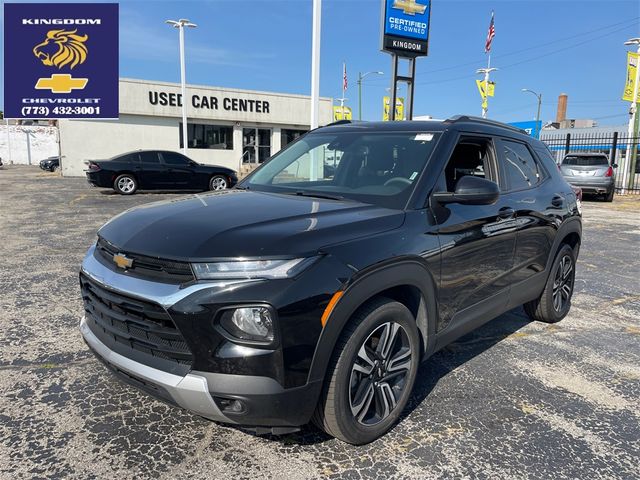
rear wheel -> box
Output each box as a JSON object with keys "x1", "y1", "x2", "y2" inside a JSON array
[
  {"x1": 113, "y1": 174, "x2": 138, "y2": 195},
  {"x1": 209, "y1": 175, "x2": 228, "y2": 191},
  {"x1": 524, "y1": 244, "x2": 576, "y2": 323},
  {"x1": 604, "y1": 188, "x2": 614, "y2": 202},
  {"x1": 313, "y1": 298, "x2": 420, "y2": 445}
]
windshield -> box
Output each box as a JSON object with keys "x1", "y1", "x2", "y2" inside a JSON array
[
  {"x1": 243, "y1": 131, "x2": 440, "y2": 209},
  {"x1": 563, "y1": 155, "x2": 608, "y2": 166}
]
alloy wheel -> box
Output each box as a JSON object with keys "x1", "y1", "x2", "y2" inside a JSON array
[
  {"x1": 117, "y1": 177, "x2": 135, "y2": 193},
  {"x1": 210, "y1": 176, "x2": 228, "y2": 190},
  {"x1": 349, "y1": 322, "x2": 412, "y2": 426},
  {"x1": 552, "y1": 255, "x2": 573, "y2": 312}
]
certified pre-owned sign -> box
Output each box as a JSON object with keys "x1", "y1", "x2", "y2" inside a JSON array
[
  {"x1": 381, "y1": 0, "x2": 431, "y2": 57},
  {"x1": 3, "y1": 3, "x2": 119, "y2": 119}
]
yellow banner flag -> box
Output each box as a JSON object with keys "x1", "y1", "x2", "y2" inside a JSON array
[
  {"x1": 476, "y1": 79, "x2": 495, "y2": 99},
  {"x1": 623, "y1": 51, "x2": 640, "y2": 103},
  {"x1": 333, "y1": 105, "x2": 352, "y2": 121},
  {"x1": 382, "y1": 96, "x2": 404, "y2": 121}
]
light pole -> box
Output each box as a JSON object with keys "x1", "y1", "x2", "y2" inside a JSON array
[
  {"x1": 622, "y1": 37, "x2": 640, "y2": 194},
  {"x1": 476, "y1": 67, "x2": 497, "y2": 118},
  {"x1": 521, "y1": 88, "x2": 542, "y2": 138},
  {"x1": 357, "y1": 71, "x2": 383, "y2": 120},
  {"x1": 166, "y1": 18, "x2": 197, "y2": 155}
]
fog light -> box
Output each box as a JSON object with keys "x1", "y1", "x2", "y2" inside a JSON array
[
  {"x1": 221, "y1": 307, "x2": 274, "y2": 341},
  {"x1": 215, "y1": 397, "x2": 246, "y2": 414}
]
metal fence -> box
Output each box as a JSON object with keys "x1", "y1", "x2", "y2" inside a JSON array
[{"x1": 541, "y1": 132, "x2": 640, "y2": 194}]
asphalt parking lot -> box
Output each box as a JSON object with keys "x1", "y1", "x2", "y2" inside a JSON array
[{"x1": 1, "y1": 165, "x2": 639, "y2": 480}]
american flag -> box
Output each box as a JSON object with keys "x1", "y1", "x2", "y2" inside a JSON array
[
  {"x1": 485, "y1": 12, "x2": 495, "y2": 53},
  {"x1": 342, "y1": 63, "x2": 348, "y2": 92}
]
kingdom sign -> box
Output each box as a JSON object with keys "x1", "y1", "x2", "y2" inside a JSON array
[{"x1": 4, "y1": 3, "x2": 118, "y2": 119}]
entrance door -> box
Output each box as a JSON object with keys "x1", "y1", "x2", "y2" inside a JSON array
[{"x1": 243, "y1": 128, "x2": 271, "y2": 164}]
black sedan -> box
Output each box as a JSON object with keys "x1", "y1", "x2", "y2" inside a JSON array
[
  {"x1": 39, "y1": 156, "x2": 60, "y2": 172},
  {"x1": 85, "y1": 150, "x2": 237, "y2": 195}
]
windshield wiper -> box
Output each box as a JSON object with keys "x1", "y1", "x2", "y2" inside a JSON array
[{"x1": 289, "y1": 190, "x2": 345, "y2": 201}]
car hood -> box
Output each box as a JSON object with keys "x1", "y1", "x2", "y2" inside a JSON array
[{"x1": 98, "y1": 190, "x2": 405, "y2": 260}]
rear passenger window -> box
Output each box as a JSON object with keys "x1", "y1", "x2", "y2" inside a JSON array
[
  {"x1": 140, "y1": 151, "x2": 160, "y2": 164},
  {"x1": 501, "y1": 140, "x2": 542, "y2": 191}
]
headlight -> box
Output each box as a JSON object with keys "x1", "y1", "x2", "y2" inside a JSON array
[
  {"x1": 220, "y1": 307, "x2": 274, "y2": 341},
  {"x1": 192, "y1": 257, "x2": 316, "y2": 280}
]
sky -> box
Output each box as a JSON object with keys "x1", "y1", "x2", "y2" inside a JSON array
[{"x1": 1, "y1": 0, "x2": 639, "y2": 125}]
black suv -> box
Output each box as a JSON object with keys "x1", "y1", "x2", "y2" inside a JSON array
[{"x1": 79, "y1": 117, "x2": 581, "y2": 444}]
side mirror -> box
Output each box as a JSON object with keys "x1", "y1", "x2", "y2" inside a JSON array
[
  {"x1": 432, "y1": 176, "x2": 500, "y2": 205},
  {"x1": 611, "y1": 163, "x2": 618, "y2": 168}
]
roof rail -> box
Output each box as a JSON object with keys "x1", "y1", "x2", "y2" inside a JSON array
[
  {"x1": 444, "y1": 115, "x2": 527, "y2": 134},
  {"x1": 326, "y1": 119, "x2": 353, "y2": 126}
]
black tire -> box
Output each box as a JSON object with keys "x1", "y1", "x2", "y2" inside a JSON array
[
  {"x1": 604, "y1": 188, "x2": 614, "y2": 202},
  {"x1": 209, "y1": 175, "x2": 228, "y2": 191},
  {"x1": 524, "y1": 244, "x2": 576, "y2": 323},
  {"x1": 113, "y1": 174, "x2": 138, "y2": 195},
  {"x1": 312, "y1": 297, "x2": 420, "y2": 445}
]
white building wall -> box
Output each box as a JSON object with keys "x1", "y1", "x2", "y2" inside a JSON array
[
  {"x1": 0, "y1": 125, "x2": 59, "y2": 165},
  {"x1": 58, "y1": 78, "x2": 333, "y2": 177}
]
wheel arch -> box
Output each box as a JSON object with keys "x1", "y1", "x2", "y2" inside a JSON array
[
  {"x1": 307, "y1": 258, "x2": 439, "y2": 385},
  {"x1": 546, "y1": 217, "x2": 582, "y2": 272}
]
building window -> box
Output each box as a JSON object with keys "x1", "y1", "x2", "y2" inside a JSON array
[
  {"x1": 179, "y1": 123, "x2": 233, "y2": 149},
  {"x1": 281, "y1": 129, "x2": 307, "y2": 148}
]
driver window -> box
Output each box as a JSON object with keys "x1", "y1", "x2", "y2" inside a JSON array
[{"x1": 442, "y1": 138, "x2": 497, "y2": 192}]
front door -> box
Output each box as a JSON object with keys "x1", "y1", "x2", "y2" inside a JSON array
[
  {"x1": 432, "y1": 135, "x2": 517, "y2": 331},
  {"x1": 243, "y1": 128, "x2": 271, "y2": 164}
]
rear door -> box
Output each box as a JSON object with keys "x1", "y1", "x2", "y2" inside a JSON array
[
  {"x1": 138, "y1": 151, "x2": 166, "y2": 189},
  {"x1": 160, "y1": 151, "x2": 196, "y2": 187},
  {"x1": 495, "y1": 137, "x2": 557, "y2": 292}
]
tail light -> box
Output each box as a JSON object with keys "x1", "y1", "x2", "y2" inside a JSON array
[
  {"x1": 571, "y1": 185, "x2": 583, "y2": 202},
  {"x1": 86, "y1": 161, "x2": 101, "y2": 172},
  {"x1": 604, "y1": 166, "x2": 613, "y2": 177}
]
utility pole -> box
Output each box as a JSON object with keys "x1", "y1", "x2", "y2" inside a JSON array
[
  {"x1": 166, "y1": 19, "x2": 197, "y2": 155},
  {"x1": 622, "y1": 38, "x2": 640, "y2": 193},
  {"x1": 310, "y1": 0, "x2": 321, "y2": 130},
  {"x1": 522, "y1": 88, "x2": 543, "y2": 138},
  {"x1": 357, "y1": 71, "x2": 383, "y2": 120}
]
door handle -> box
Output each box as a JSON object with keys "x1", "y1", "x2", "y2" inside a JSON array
[
  {"x1": 498, "y1": 207, "x2": 515, "y2": 219},
  {"x1": 551, "y1": 195, "x2": 564, "y2": 207}
]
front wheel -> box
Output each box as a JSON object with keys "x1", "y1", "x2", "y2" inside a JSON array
[
  {"x1": 524, "y1": 244, "x2": 576, "y2": 323},
  {"x1": 313, "y1": 298, "x2": 420, "y2": 445},
  {"x1": 209, "y1": 175, "x2": 228, "y2": 191},
  {"x1": 113, "y1": 174, "x2": 138, "y2": 195}
]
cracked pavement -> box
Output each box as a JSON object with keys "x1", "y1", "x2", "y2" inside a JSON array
[{"x1": 1, "y1": 166, "x2": 639, "y2": 479}]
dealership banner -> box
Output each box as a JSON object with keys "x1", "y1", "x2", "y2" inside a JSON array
[
  {"x1": 381, "y1": 0, "x2": 431, "y2": 57},
  {"x1": 333, "y1": 106, "x2": 352, "y2": 121},
  {"x1": 3, "y1": 3, "x2": 119, "y2": 119},
  {"x1": 382, "y1": 96, "x2": 404, "y2": 121},
  {"x1": 622, "y1": 52, "x2": 640, "y2": 103}
]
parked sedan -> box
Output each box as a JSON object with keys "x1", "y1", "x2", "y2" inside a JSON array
[
  {"x1": 85, "y1": 150, "x2": 238, "y2": 195},
  {"x1": 560, "y1": 153, "x2": 616, "y2": 202},
  {"x1": 39, "y1": 156, "x2": 60, "y2": 172}
]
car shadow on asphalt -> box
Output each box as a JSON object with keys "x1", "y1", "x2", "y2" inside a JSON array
[{"x1": 254, "y1": 307, "x2": 533, "y2": 447}]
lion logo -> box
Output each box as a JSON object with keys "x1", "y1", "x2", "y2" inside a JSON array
[{"x1": 33, "y1": 29, "x2": 88, "y2": 70}]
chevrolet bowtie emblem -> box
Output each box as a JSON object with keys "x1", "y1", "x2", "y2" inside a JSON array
[
  {"x1": 392, "y1": 0, "x2": 427, "y2": 15},
  {"x1": 113, "y1": 253, "x2": 133, "y2": 269},
  {"x1": 35, "y1": 74, "x2": 88, "y2": 93}
]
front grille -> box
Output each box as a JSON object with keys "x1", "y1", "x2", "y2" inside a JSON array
[
  {"x1": 95, "y1": 237, "x2": 194, "y2": 283},
  {"x1": 81, "y1": 274, "x2": 193, "y2": 369}
]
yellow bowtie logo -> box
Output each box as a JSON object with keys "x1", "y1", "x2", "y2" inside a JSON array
[
  {"x1": 392, "y1": 0, "x2": 427, "y2": 15},
  {"x1": 35, "y1": 74, "x2": 88, "y2": 93}
]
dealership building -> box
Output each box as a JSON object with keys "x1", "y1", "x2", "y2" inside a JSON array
[{"x1": 59, "y1": 78, "x2": 333, "y2": 177}]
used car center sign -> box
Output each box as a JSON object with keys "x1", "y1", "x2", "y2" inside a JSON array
[
  {"x1": 148, "y1": 91, "x2": 271, "y2": 114},
  {"x1": 3, "y1": 3, "x2": 119, "y2": 119},
  {"x1": 381, "y1": 0, "x2": 431, "y2": 57}
]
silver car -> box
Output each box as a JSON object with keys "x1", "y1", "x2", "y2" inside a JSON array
[{"x1": 560, "y1": 153, "x2": 616, "y2": 202}]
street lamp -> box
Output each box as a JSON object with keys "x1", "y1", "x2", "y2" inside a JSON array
[
  {"x1": 476, "y1": 67, "x2": 497, "y2": 118},
  {"x1": 357, "y1": 71, "x2": 384, "y2": 120},
  {"x1": 166, "y1": 19, "x2": 197, "y2": 155},
  {"x1": 621, "y1": 37, "x2": 640, "y2": 193},
  {"x1": 521, "y1": 88, "x2": 542, "y2": 138}
]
